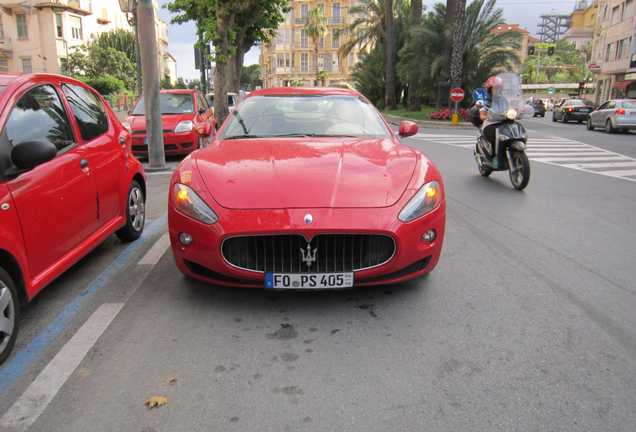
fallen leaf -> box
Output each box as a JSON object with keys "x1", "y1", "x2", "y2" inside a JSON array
[
  {"x1": 144, "y1": 396, "x2": 167, "y2": 410},
  {"x1": 164, "y1": 378, "x2": 178, "y2": 385}
]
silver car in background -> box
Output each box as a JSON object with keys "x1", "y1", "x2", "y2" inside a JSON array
[{"x1": 587, "y1": 99, "x2": 636, "y2": 133}]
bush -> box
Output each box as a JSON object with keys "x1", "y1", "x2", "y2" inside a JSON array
[
  {"x1": 427, "y1": 107, "x2": 470, "y2": 122},
  {"x1": 375, "y1": 97, "x2": 385, "y2": 111},
  {"x1": 75, "y1": 75, "x2": 125, "y2": 95}
]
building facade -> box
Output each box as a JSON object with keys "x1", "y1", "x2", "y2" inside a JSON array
[
  {"x1": 563, "y1": 0, "x2": 596, "y2": 49},
  {"x1": 592, "y1": 0, "x2": 636, "y2": 102},
  {"x1": 259, "y1": 1, "x2": 365, "y2": 88},
  {"x1": 0, "y1": 0, "x2": 176, "y2": 85}
]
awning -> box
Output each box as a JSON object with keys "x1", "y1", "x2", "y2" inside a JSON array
[{"x1": 613, "y1": 80, "x2": 636, "y2": 90}]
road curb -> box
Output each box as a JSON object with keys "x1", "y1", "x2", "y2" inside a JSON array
[{"x1": 382, "y1": 113, "x2": 475, "y2": 130}]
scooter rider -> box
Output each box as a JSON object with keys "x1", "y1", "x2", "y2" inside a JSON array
[{"x1": 479, "y1": 76, "x2": 509, "y2": 166}]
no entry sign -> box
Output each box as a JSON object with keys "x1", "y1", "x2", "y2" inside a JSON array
[{"x1": 450, "y1": 88, "x2": 464, "y2": 102}]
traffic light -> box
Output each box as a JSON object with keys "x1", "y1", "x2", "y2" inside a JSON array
[
  {"x1": 527, "y1": 46, "x2": 535, "y2": 55},
  {"x1": 548, "y1": 46, "x2": 555, "y2": 56},
  {"x1": 579, "y1": 82, "x2": 585, "y2": 89}
]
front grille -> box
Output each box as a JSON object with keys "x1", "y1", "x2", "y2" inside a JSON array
[
  {"x1": 222, "y1": 234, "x2": 395, "y2": 273},
  {"x1": 132, "y1": 129, "x2": 174, "y2": 134},
  {"x1": 165, "y1": 144, "x2": 178, "y2": 150},
  {"x1": 132, "y1": 145, "x2": 147, "y2": 152}
]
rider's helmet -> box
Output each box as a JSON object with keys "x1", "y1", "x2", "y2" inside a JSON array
[{"x1": 485, "y1": 76, "x2": 504, "y2": 94}]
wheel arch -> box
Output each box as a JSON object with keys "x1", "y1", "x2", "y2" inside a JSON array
[
  {"x1": 0, "y1": 249, "x2": 28, "y2": 307},
  {"x1": 132, "y1": 173, "x2": 146, "y2": 200}
]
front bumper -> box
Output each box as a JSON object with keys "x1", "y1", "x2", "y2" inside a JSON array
[
  {"x1": 131, "y1": 132, "x2": 199, "y2": 155},
  {"x1": 168, "y1": 203, "x2": 446, "y2": 288}
]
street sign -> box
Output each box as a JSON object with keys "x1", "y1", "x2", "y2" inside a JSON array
[
  {"x1": 472, "y1": 88, "x2": 487, "y2": 101},
  {"x1": 450, "y1": 88, "x2": 464, "y2": 102},
  {"x1": 587, "y1": 63, "x2": 601, "y2": 72},
  {"x1": 549, "y1": 86, "x2": 554, "y2": 94}
]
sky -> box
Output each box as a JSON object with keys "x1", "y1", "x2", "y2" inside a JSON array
[{"x1": 156, "y1": 0, "x2": 582, "y2": 81}]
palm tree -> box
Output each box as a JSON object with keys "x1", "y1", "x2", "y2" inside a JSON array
[
  {"x1": 406, "y1": 0, "x2": 423, "y2": 111},
  {"x1": 449, "y1": 0, "x2": 467, "y2": 93},
  {"x1": 385, "y1": 0, "x2": 397, "y2": 110},
  {"x1": 305, "y1": 7, "x2": 328, "y2": 83},
  {"x1": 337, "y1": 0, "x2": 387, "y2": 57}
]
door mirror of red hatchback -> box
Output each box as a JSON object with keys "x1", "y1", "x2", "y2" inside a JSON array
[
  {"x1": 9, "y1": 139, "x2": 57, "y2": 173},
  {"x1": 194, "y1": 122, "x2": 213, "y2": 138},
  {"x1": 398, "y1": 121, "x2": 418, "y2": 138}
]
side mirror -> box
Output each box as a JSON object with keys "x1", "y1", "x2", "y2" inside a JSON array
[
  {"x1": 193, "y1": 122, "x2": 213, "y2": 138},
  {"x1": 7, "y1": 139, "x2": 57, "y2": 176},
  {"x1": 398, "y1": 121, "x2": 418, "y2": 138}
]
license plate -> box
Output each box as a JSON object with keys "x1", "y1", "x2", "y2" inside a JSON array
[
  {"x1": 581, "y1": 109, "x2": 590, "y2": 112},
  {"x1": 143, "y1": 138, "x2": 147, "y2": 144},
  {"x1": 265, "y1": 272, "x2": 354, "y2": 289}
]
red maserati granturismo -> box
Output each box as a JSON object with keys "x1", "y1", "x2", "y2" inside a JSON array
[{"x1": 168, "y1": 87, "x2": 445, "y2": 289}]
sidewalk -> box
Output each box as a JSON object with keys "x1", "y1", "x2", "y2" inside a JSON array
[{"x1": 382, "y1": 113, "x2": 474, "y2": 130}]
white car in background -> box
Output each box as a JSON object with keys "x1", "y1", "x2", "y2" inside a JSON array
[
  {"x1": 587, "y1": 99, "x2": 636, "y2": 133},
  {"x1": 205, "y1": 92, "x2": 239, "y2": 113}
]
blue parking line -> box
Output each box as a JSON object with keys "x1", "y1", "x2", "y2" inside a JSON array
[{"x1": 0, "y1": 213, "x2": 167, "y2": 397}]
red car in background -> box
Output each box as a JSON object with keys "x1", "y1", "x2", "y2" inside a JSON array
[
  {"x1": 168, "y1": 87, "x2": 446, "y2": 289},
  {"x1": 0, "y1": 73, "x2": 146, "y2": 363},
  {"x1": 123, "y1": 89, "x2": 216, "y2": 156}
]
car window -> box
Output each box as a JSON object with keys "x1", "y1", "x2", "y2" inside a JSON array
[
  {"x1": 4, "y1": 84, "x2": 75, "y2": 153},
  {"x1": 570, "y1": 100, "x2": 594, "y2": 106},
  {"x1": 132, "y1": 93, "x2": 195, "y2": 115},
  {"x1": 229, "y1": 95, "x2": 237, "y2": 106},
  {"x1": 607, "y1": 101, "x2": 617, "y2": 109},
  {"x1": 219, "y1": 94, "x2": 392, "y2": 139},
  {"x1": 622, "y1": 101, "x2": 636, "y2": 108},
  {"x1": 62, "y1": 84, "x2": 109, "y2": 142},
  {"x1": 197, "y1": 92, "x2": 210, "y2": 111},
  {"x1": 597, "y1": 102, "x2": 609, "y2": 110},
  {"x1": 206, "y1": 94, "x2": 214, "y2": 107}
]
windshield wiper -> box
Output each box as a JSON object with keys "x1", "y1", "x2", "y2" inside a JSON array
[{"x1": 223, "y1": 134, "x2": 265, "y2": 140}]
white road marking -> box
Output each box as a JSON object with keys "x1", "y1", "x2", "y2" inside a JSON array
[
  {"x1": 138, "y1": 233, "x2": 171, "y2": 266},
  {"x1": 0, "y1": 303, "x2": 123, "y2": 431}
]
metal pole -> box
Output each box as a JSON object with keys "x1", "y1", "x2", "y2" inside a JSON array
[
  {"x1": 133, "y1": 0, "x2": 142, "y2": 97},
  {"x1": 137, "y1": 0, "x2": 166, "y2": 169}
]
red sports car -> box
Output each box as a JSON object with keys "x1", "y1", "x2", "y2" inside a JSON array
[
  {"x1": 0, "y1": 73, "x2": 146, "y2": 363},
  {"x1": 123, "y1": 89, "x2": 215, "y2": 156},
  {"x1": 168, "y1": 87, "x2": 445, "y2": 289}
]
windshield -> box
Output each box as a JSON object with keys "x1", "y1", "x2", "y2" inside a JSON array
[
  {"x1": 131, "y1": 93, "x2": 194, "y2": 115},
  {"x1": 485, "y1": 72, "x2": 531, "y2": 117},
  {"x1": 218, "y1": 95, "x2": 393, "y2": 139},
  {"x1": 570, "y1": 100, "x2": 594, "y2": 106}
]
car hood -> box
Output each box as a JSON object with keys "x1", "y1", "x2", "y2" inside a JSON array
[
  {"x1": 125, "y1": 114, "x2": 194, "y2": 132},
  {"x1": 194, "y1": 138, "x2": 418, "y2": 209}
]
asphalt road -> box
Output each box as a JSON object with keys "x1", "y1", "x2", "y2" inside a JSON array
[{"x1": 0, "y1": 114, "x2": 635, "y2": 431}]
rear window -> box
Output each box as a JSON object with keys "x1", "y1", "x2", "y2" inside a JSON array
[
  {"x1": 131, "y1": 93, "x2": 195, "y2": 115},
  {"x1": 570, "y1": 100, "x2": 594, "y2": 106},
  {"x1": 622, "y1": 101, "x2": 636, "y2": 108}
]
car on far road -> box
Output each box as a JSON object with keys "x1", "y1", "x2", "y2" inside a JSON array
[
  {"x1": 586, "y1": 99, "x2": 636, "y2": 133},
  {"x1": 206, "y1": 92, "x2": 239, "y2": 113},
  {"x1": 531, "y1": 99, "x2": 546, "y2": 117},
  {"x1": 0, "y1": 72, "x2": 146, "y2": 364},
  {"x1": 123, "y1": 89, "x2": 215, "y2": 157},
  {"x1": 168, "y1": 86, "x2": 446, "y2": 289},
  {"x1": 552, "y1": 98, "x2": 595, "y2": 123}
]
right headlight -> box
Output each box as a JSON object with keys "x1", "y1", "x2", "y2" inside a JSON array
[
  {"x1": 122, "y1": 122, "x2": 132, "y2": 133},
  {"x1": 172, "y1": 183, "x2": 218, "y2": 224},
  {"x1": 398, "y1": 181, "x2": 441, "y2": 222}
]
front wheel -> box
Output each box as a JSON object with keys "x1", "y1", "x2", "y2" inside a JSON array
[
  {"x1": 509, "y1": 150, "x2": 530, "y2": 190},
  {"x1": 552, "y1": 114, "x2": 557, "y2": 122},
  {"x1": 116, "y1": 180, "x2": 145, "y2": 241},
  {"x1": 0, "y1": 267, "x2": 19, "y2": 364}
]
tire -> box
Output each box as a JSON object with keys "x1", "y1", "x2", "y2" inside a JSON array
[
  {"x1": 0, "y1": 267, "x2": 19, "y2": 365},
  {"x1": 477, "y1": 160, "x2": 492, "y2": 177},
  {"x1": 509, "y1": 150, "x2": 530, "y2": 191},
  {"x1": 578, "y1": 120, "x2": 583, "y2": 124},
  {"x1": 116, "y1": 180, "x2": 145, "y2": 242},
  {"x1": 541, "y1": 114, "x2": 545, "y2": 117},
  {"x1": 586, "y1": 117, "x2": 595, "y2": 130},
  {"x1": 552, "y1": 113, "x2": 557, "y2": 122},
  {"x1": 606, "y1": 118, "x2": 616, "y2": 134},
  {"x1": 561, "y1": 115, "x2": 567, "y2": 123}
]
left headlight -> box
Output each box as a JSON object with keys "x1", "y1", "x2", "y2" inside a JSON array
[
  {"x1": 122, "y1": 122, "x2": 132, "y2": 133},
  {"x1": 398, "y1": 181, "x2": 441, "y2": 222},
  {"x1": 172, "y1": 183, "x2": 218, "y2": 224},
  {"x1": 174, "y1": 120, "x2": 194, "y2": 133},
  {"x1": 506, "y1": 108, "x2": 519, "y2": 120}
]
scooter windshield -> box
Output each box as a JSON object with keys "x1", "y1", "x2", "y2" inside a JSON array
[{"x1": 488, "y1": 72, "x2": 533, "y2": 119}]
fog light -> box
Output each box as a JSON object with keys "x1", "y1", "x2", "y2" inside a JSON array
[
  {"x1": 423, "y1": 230, "x2": 436, "y2": 242},
  {"x1": 179, "y1": 233, "x2": 193, "y2": 245}
]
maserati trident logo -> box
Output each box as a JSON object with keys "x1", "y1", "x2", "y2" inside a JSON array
[{"x1": 300, "y1": 244, "x2": 317, "y2": 268}]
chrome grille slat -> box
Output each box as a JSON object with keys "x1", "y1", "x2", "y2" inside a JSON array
[{"x1": 222, "y1": 234, "x2": 396, "y2": 273}]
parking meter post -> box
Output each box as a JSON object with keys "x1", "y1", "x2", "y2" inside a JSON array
[{"x1": 137, "y1": 0, "x2": 166, "y2": 169}]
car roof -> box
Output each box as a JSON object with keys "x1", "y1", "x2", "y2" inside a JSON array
[
  {"x1": 248, "y1": 87, "x2": 359, "y2": 97},
  {"x1": 205, "y1": 92, "x2": 238, "y2": 96}
]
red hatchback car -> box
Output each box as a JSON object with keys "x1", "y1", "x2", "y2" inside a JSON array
[
  {"x1": 0, "y1": 73, "x2": 146, "y2": 363},
  {"x1": 168, "y1": 87, "x2": 446, "y2": 289},
  {"x1": 123, "y1": 89, "x2": 216, "y2": 156}
]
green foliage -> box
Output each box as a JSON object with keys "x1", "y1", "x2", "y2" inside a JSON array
[
  {"x1": 522, "y1": 39, "x2": 588, "y2": 84},
  {"x1": 67, "y1": 44, "x2": 137, "y2": 92},
  {"x1": 74, "y1": 75, "x2": 126, "y2": 95},
  {"x1": 160, "y1": 77, "x2": 174, "y2": 89},
  {"x1": 350, "y1": 49, "x2": 386, "y2": 105},
  {"x1": 175, "y1": 77, "x2": 188, "y2": 89},
  {"x1": 241, "y1": 64, "x2": 261, "y2": 90},
  {"x1": 187, "y1": 79, "x2": 201, "y2": 90},
  {"x1": 95, "y1": 29, "x2": 137, "y2": 65}
]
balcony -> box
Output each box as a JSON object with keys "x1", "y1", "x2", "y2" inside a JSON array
[
  {"x1": 329, "y1": 16, "x2": 344, "y2": 24},
  {"x1": 0, "y1": 37, "x2": 12, "y2": 58},
  {"x1": 295, "y1": 18, "x2": 307, "y2": 25}
]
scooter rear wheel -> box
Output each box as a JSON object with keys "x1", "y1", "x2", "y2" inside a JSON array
[{"x1": 509, "y1": 150, "x2": 530, "y2": 190}]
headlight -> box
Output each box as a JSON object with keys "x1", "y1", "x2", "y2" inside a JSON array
[
  {"x1": 174, "y1": 120, "x2": 194, "y2": 133},
  {"x1": 506, "y1": 108, "x2": 518, "y2": 120},
  {"x1": 122, "y1": 122, "x2": 132, "y2": 133},
  {"x1": 398, "y1": 181, "x2": 441, "y2": 222},
  {"x1": 172, "y1": 183, "x2": 218, "y2": 224}
]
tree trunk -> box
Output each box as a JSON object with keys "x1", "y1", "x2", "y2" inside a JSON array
[
  {"x1": 228, "y1": 32, "x2": 248, "y2": 93},
  {"x1": 406, "y1": 0, "x2": 422, "y2": 111},
  {"x1": 214, "y1": 3, "x2": 232, "y2": 127},
  {"x1": 449, "y1": 0, "x2": 466, "y2": 95},
  {"x1": 384, "y1": 0, "x2": 397, "y2": 110},
  {"x1": 436, "y1": 0, "x2": 456, "y2": 110}
]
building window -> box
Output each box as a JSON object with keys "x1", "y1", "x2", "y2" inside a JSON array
[
  {"x1": 0, "y1": 59, "x2": 8, "y2": 72},
  {"x1": 332, "y1": 3, "x2": 341, "y2": 23},
  {"x1": 624, "y1": 0, "x2": 634, "y2": 20},
  {"x1": 301, "y1": 53, "x2": 309, "y2": 72},
  {"x1": 22, "y1": 58, "x2": 32, "y2": 73},
  {"x1": 69, "y1": 16, "x2": 83, "y2": 40},
  {"x1": 60, "y1": 58, "x2": 68, "y2": 75},
  {"x1": 300, "y1": 4, "x2": 308, "y2": 19},
  {"x1": 301, "y1": 29, "x2": 308, "y2": 48},
  {"x1": 324, "y1": 52, "x2": 332, "y2": 72},
  {"x1": 286, "y1": 53, "x2": 290, "y2": 67},
  {"x1": 317, "y1": 3, "x2": 324, "y2": 12},
  {"x1": 332, "y1": 28, "x2": 340, "y2": 48},
  {"x1": 617, "y1": 38, "x2": 627, "y2": 58},
  {"x1": 55, "y1": 13, "x2": 63, "y2": 38},
  {"x1": 0, "y1": 15, "x2": 4, "y2": 38},
  {"x1": 276, "y1": 30, "x2": 284, "y2": 44},
  {"x1": 277, "y1": 53, "x2": 284, "y2": 68},
  {"x1": 611, "y1": 5, "x2": 620, "y2": 25},
  {"x1": 349, "y1": 52, "x2": 353, "y2": 69},
  {"x1": 606, "y1": 43, "x2": 612, "y2": 61},
  {"x1": 290, "y1": 29, "x2": 295, "y2": 47},
  {"x1": 16, "y1": 14, "x2": 28, "y2": 39}
]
